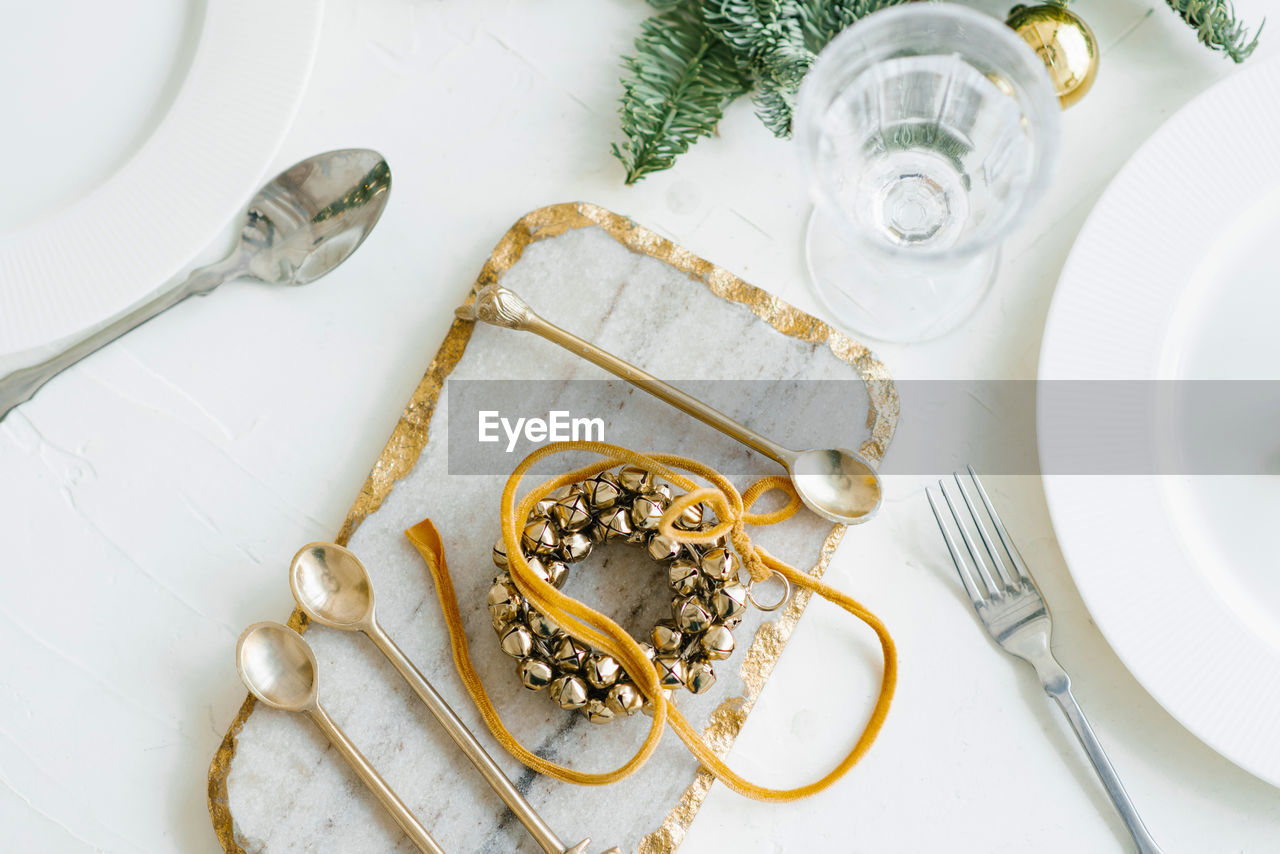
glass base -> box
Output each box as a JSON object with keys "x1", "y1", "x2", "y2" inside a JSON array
[{"x1": 804, "y1": 206, "x2": 999, "y2": 344}]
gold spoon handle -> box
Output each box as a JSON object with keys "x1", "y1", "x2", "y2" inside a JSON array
[
  {"x1": 306, "y1": 702, "x2": 446, "y2": 854},
  {"x1": 366, "y1": 620, "x2": 583, "y2": 854},
  {"x1": 456, "y1": 285, "x2": 794, "y2": 467}
]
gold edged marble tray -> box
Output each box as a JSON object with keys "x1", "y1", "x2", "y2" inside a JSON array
[{"x1": 207, "y1": 201, "x2": 899, "y2": 853}]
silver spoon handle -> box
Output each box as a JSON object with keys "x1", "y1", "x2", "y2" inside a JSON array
[
  {"x1": 456, "y1": 285, "x2": 792, "y2": 466},
  {"x1": 0, "y1": 254, "x2": 241, "y2": 421},
  {"x1": 366, "y1": 620, "x2": 582, "y2": 854},
  {"x1": 306, "y1": 702, "x2": 446, "y2": 854}
]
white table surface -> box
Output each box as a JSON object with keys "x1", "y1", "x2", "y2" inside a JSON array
[{"x1": 3, "y1": 1, "x2": 1278, "y2": 852}]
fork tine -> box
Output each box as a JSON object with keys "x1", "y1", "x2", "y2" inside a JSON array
[
  {"x1": 965, "y1": 465, "x2": 1034, "y2": 583},
  {"x1": 926, "y1": 486, "x2": 987, "y2": 607},
  {"x1": 953, "y1": 473, "x2": 1016, "y2": 589},
  {"x1": 937, "y1": 479, "x2": 1001, "y2": 596}
]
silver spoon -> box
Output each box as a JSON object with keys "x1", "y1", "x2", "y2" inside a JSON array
[
  {"x1": 456, "y1": 284, "x2": 884, "y2": 526},
  {"x1": 290, "y1": 542, "x2": 598, "y2": 854},
  {"x1": 236, "y1": 621, "x2": 445, "y2": 854},
  {"x1": 0, "y1": 148, "x2": 391, "y2": 421}
]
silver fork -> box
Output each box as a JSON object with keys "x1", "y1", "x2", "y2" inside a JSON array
[{"x1": 927, "y1": 468, "x2": 1164, "y2": 854}]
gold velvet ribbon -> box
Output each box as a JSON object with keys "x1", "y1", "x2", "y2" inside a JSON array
[{"x1": 405, "y1": 440, "x2": 895, "y2": 801}]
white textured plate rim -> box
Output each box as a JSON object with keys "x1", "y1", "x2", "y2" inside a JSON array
[
  {"x1": 1038, "y1": 55, "x2": 1280, "y2": 788},
  {"x1": 0, "y1": 0, "x2": 324, "y2": 356}
]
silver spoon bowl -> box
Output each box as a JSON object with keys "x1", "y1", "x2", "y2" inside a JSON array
[
  {"x1": 0, "y1": 148, "x2": 391, "y2": 420},
  {"x1": 236, "y1": 621, "x2": 445, "y2": 854},
  {"x1": 290, "y1": 542, "x2": 595, "y2": 854}
]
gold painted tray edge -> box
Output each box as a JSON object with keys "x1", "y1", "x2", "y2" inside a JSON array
[{"x1": 207, "y1": 200, "x2": 900, "y2": 853}]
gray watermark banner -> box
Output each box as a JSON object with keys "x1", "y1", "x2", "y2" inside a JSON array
[{"x1": 445, "y1": 379, "x2": 1280, "y2": 475}]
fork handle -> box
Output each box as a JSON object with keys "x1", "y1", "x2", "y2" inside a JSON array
[{"x1": 1040, "y1": 671, "x2": 1164, "y2": 854}]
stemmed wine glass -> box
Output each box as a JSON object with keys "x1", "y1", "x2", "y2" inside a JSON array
[{"x1": 795, "y1": 4, "x2": 1061, "y2": 343}]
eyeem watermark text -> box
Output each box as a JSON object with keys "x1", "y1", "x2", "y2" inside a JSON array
[{"x1": 478, "y1": 410, "x2": 605, "y2": 452}]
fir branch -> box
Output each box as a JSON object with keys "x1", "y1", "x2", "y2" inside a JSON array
[
  {"x1": 797, "y1": 0, "x2": 913, "y2": 50},
  {"x1": 701, "y1": 0, "x2": 815, "y2": 136},
  {"x1": 701, "y1": 0, "x2": 807, "y2": 64},
  {"x1": 612, "y1": 10, "x2": 752, "y2": 184},
  {"x1": 753, "y1": 77, "x2": 798, "y2": 136},
  {"x1": 1165, "y1": 0, "x2": 1263, "y2": 62}
]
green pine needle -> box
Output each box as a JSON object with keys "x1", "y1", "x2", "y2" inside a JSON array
[
  {"x1": 753, "y1": 78, "x2": 799, "y2": 136},
  {"x1": 612, "y1": 10, "x2": 752, "y2": 184},
  {"x1": 702, "y1": 0, "x2": 815, "y2": 136},
  {"x1": 1165, "y1": 0, "x2": 1263, "y2": 62},
  {"x1": 797, "y1": 0, "x2": 913, "y2": 49}
]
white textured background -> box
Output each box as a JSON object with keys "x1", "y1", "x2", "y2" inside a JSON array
[{"x1": 3, "y1": 1, "x2": 1279, "y2": 852}]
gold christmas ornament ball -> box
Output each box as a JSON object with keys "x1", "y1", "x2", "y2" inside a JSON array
[{"x1": 1006, "y1": 4, "x2": 1098, "y2": 108}]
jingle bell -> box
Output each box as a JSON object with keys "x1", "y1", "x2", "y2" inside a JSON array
[
  {"x1": 535, "y1": 485, "x2": 577, "y2": 520},
  {"x1": 583, "y1": 471, "x2": 622, "y2": 510},
  {"x1": 605, "y1": 681, "x2": 644, "y2": 717},
  {"x1": 535, "y1": 483, "x2": 576, "y2": 517},
  {"x1": 700, "y1": 624, "x2": 735, "y2": 660},
  {"x1": 674, "y1": 596, "x2": 713, "y2": 633},
  {"x1": 597, "y1": 505, "x2": 633, "y2": 540},
  {"x1": 631, "y1": 492, "x2": 669, "y2": 531},
  {"x1": 651, "y1": 622, "x2": 683, "y2": 654},
  {"x1": 553, "y1": 637, "x2": 589, "y2": 672},
  {"x1": 551, "y1": 493, "x2": 593, "y2": 532},
  {"x1": 668, "y1": 560, "x2": 701, "y2": 597},
  {"x1": 527, "y1": 610, "x2": 561, "y2": 642},
  {"x1": 523, "y1": 555, "x2": 552, "y2": 585},
  {"x1": 582, "y1": 698, "x2": 616, "y2": 724},
  {"x1": 522, "y1": 518, "x2": 560, "y2": 556},
  {"x1": 675, "y1": 501, "x2": 705, "y2": 530},
  {"x1": 648, "y1": 534, "x2": 683, "y2": 563},
  {"x1": 492, "y1": 537, "x2": 509, "y2": 568},
  {"x1": 549, "y1": 675, "x2": 589, "y2": 710},
  {"x1": 518, "y1": 658, "x2": 555, "y2": 690},
  {"x1": 500, "y1": 624, "x2": 534, "y2": 658},
  {"x1": 685, "y1": 659, "x2": 716, "y2": 695},
  {"x1": 700, "y1": 547, "x2": 738, "y2": 583},
  {"x1": 654, "y1": 655, "x2": 686, "y2": 688},
  {"x1": 584, "y1": 654, "x2": 621, "y2": 689},
  {"x1": 559, "y1": 532, "x2": 593, "y2": 564},
  {"x1": 617, "y1": 465, "x2": 656, "y2": 494},
  {"x1": 713, "y1": 582, "x2": 748, "y2": 621},
  {"x1": 487, "y1": 583, "x2": 522, "y2": 623},
  {"x1": 586, "y1": 519, "x2": 609, "y2": 544},
  {"x1": 547, "y1": 558, "x2": 571, "y2": 588}
]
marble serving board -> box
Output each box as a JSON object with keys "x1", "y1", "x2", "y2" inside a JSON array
[{"x1": 208, "y1": 203, "x2": 897, "y2": 854}]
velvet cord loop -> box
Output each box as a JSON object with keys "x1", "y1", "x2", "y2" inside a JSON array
[{"x1": 404, "y1": 440, "x2": 896, "y2": 802}]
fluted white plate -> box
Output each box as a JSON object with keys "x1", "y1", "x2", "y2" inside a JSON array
[
  {"x1": 0, "y1": 0, "x2": 323, "y2": 358},
  {"x1": 1039, "y1": 55, "x2": 1280, "y2": 787}
]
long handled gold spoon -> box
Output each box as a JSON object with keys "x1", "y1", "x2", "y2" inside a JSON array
[
  {"x1": 235, "y1": 622, "x2": 445, "y2": 854},
  {"x1": 289, "y1": 542, "x2": 598, "y2": 854},
  {"x1": 456, "y1": 284, "x2": 883, "y2": 525}
]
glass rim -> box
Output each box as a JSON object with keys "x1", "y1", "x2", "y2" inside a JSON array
[{"x1": 795, "y1": 3, "x2": 1063, "y2": 264}]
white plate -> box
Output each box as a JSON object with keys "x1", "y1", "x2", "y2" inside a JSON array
[
  {"x1": 0, "y1": 0, "x2": 323, "y2": 358},
  {"x1": 1039, "y1": 56, "x2": 1280, "y2": 786}
]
